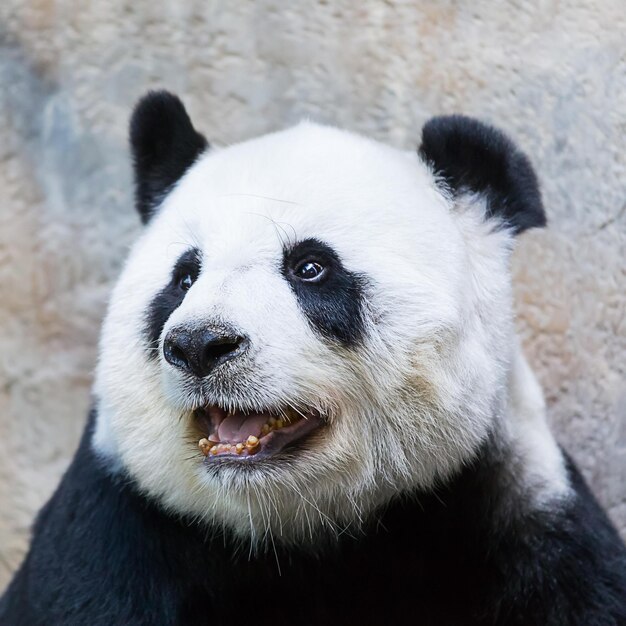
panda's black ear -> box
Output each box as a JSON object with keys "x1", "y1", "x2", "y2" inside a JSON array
[
  {"x1": 129, "y1": 90, "x2": 208, "y2": 224},
  {"x1": 418, "y1": 115, "x2": 545, "y2": 235}
]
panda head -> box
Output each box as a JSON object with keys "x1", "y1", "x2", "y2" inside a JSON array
[{"x1": 93, "y1": 91, "x2": 545, "y2": 543}]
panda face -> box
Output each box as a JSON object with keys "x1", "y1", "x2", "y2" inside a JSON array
[{"x1": 93, "y1": 93, "x2": 545, "y2": 543}]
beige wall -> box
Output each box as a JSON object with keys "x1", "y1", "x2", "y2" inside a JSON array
[{"x1": 1, "y1": 0, "x2": 624, "y2": 591}]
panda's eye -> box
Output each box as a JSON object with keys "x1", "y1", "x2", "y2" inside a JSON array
[
  {"x1": 294, "y1": 260, "x2": 325, "y2": 282},
  {"x1": 179, "y1": 274, "x2": 194, "y2": 291}
]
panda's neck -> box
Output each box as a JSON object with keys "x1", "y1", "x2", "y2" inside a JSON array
[{"x1": 496, "y1": 346, "x2": 571, "y2": 507}]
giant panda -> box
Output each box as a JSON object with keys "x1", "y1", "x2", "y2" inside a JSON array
[{"x1": 1, "y1": 91, "x2": 625, "y2": 626}]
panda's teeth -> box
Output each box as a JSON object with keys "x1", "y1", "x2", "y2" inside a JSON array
[{"x1": 199, "y1": 409, "x2": 309, "y2": 458}]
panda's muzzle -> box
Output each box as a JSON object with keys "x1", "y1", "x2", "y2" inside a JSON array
[{"x1": 195, "y1": 405, "x2": 324, "y2": 462}]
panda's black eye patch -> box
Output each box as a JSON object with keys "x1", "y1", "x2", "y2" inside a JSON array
[
  {"x1": 172, "y1": 249, "x2": 202, "y2": 288},
  {"x1": 144, "y1": 248, "x2": 202, "y2": 355},
  {"x1": 282, "y1": 238, "x2": 365, "y2": 347}
]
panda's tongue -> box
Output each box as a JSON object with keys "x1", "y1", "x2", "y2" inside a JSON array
[{"x1": 217, "y1": 412, "x2": 268, "y2": 443}]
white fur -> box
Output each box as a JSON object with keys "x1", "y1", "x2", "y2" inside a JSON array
[
  {"x1": 93, "y1": 121, "x2": 570, "y2": 544},
  {"x1": 505, "y1": 344, "x2": 571, "y2": 506}
]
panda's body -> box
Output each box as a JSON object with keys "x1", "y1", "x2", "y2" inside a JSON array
[
  {"x1": 2, "y1": 93, "x2": 625, "y2": 625},
  {"x1": 4, "y1": 412, "x2": 625, "y2": 626}
]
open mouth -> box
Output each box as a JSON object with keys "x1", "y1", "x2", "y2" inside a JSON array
[{"x1": 195, "y1": 405, "x2": 324, "y2": 462}]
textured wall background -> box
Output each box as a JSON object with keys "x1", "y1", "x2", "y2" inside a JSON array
[{"x1": 1, "y1": 0, "x2": 624, "y2": 591}]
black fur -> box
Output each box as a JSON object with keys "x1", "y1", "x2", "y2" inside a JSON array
[
  {"x1": 282, "y1": 238, "x2": 366, "y2": 347},
  {"x1": 419, "y1": 115, "x2": 546, "y2": 234},
  {"x1": 130, "y1": 91, "x2": 208, "y2": 223},
  {"x1": 144, "y1": 247, "x2": 202, "y2": 353},
  {"x1": 2, "y1": 413, "x2": 625, "y2": 625}
]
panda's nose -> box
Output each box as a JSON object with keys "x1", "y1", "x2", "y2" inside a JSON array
[{"x1": 163, "y1": 327, "x2": 248, "y2": 377}]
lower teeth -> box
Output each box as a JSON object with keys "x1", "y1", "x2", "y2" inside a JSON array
[
  {"x1": 198, "y1": 411, "x2": 300, "y2": 457},
  {"x1": 198, "y1": 439, "x2": 212, "y2": 456}
]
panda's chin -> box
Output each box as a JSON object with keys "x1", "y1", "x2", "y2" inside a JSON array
[{"x1": 194, "y1": 404, "x2": 324, "y2": 463}]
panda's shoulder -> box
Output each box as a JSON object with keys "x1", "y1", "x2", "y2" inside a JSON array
[{"x1": 0, "y1": 412, "x2": 191, "y2": 623}]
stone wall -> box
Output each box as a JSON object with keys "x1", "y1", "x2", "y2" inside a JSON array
[{"x1": 1, "y1": 0, "x2": 624, "y2": 591}]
